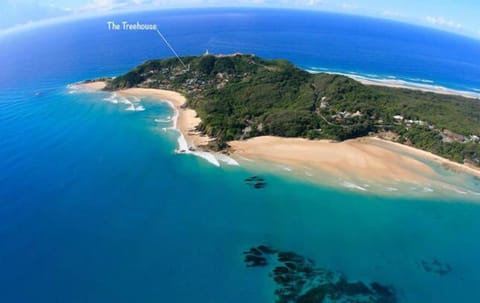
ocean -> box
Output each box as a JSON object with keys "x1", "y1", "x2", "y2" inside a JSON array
[{"x1": 1, "y1": 8, "x2": 480, "y2": 302}]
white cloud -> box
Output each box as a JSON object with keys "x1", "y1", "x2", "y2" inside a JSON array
[
  {"x1": 425, "y1": 16, "x2": 463, "y2": 30},
  {"x1": 3, "y1": 0, "x2": 479, "y2": 40},
  {"x1": 341, "y1": 3, "x2": 358, "y2": 10},
  {"x1": 73, "y1": 0, "x2": 129, "y2": 13},
  {"x1": 304, "y1": 0, "x2": 324, "y2": 5},
  {"x1": 0, "y1": 15, "x2": 72, "y2": 36},
  {"x1": 381, "y1": 10, "x2": 402, "y2": 18}
]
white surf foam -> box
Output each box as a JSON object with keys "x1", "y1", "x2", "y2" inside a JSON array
[
  {"x1": 237, "y1": 156, "x2": 254, "y2": 162},
  {"x1": 102, "y1": 93, "x2": 145, "y2": 111},
  {"x1": 451, "y1": 187, "x2": 468, "y2": 195},
  {"x1": 125, "y1": 104, "x2": 145, "y2": 111},
  {"x1": 175, "y1": 131, "x2": 221, "y2": 167},
  {"x1": 162, "y1": 103, "x2": 222, "y2": 167},
  {"x1": 176, "y1": 132, "x2": 189, "y2": 151},
  {"x1": 423, "y1": 187, "x2": 434, "y2": 193},
  {"x1": 407, "y1": 78, "x2": 434, "y2": 84},
  {"x1": 67, "y1": 84, "x2": 82, "y2": 94},
  {"x1": 154, "y1": 116, "x2": 173, "y2": 123},
  {"x1": 193, "y1": 151, "x2": 221, "y2": 167},
  {"x1": 103, "y1": 93, "x2": 120, "y2": 104},
  {"x1": 215, "y1": 153, "x2": 240, "y2": 166},
  {"x1": 306, "y1": 68, "x2": 480, "y2": 99},
  {"x1": 341, "y1": 181, "x2": 367, "y2": 191},
  {"x1": 165, "y1": 101, "x2": 178, "y2": 130}
]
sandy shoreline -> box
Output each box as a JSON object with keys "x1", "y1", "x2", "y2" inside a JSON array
[
  {"x1": 229, "y1": 136, "x2": 436, "y2": 182},
  {"x1": 340, "y1": 74, "x2": 480, "y2": 99},
  {"x1": 307, "y1": 69, "x2": 480, "y2": 99},
  {"x1": 228, "y1": 135, "x2": 480, "y2": 197},
  {"x1": 74, "y1": 80, "x2": 480, "y2": 193},
  {"x1": 368, "y1": 137, "x2": 480, "y2": 178},
  {"x1": 75, "y1": 81, "x2": 212, "y2": 149},
  {"x1": 229, "y1": 136, "x2": 480, "y2": 181}
]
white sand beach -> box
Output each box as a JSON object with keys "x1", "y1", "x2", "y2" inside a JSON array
[
  {"x1": 229, "y1": 136, "x2": 437, "y2": 182},
  {"x1": 340, "y1": 74, "x2": 480, "y2": 99},
  {"x1": 76, "y1": 81, "x2": 213, "y2": 149},
  {"x1": 76, "y1": 80, "x2": 480, "y2": 192}
]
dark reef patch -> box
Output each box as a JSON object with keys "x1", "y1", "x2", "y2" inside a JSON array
[
  {"x1": 243, "y1": 245, "x2": 397, "y2": 303},
  {"x1": 243, "y1": 247, "x2": 268, "y2": 267},
  {"x1": 245, "y1": 176, "x2": 267, "y2": 189},
  {"x1": 419, "y1": 258, "x2": 452, "y2": 276}
]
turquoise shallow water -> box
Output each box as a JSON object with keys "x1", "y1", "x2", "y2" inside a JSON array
[
  {"x1": 1, "y1": 8, "x2": 480, "y2": 303},
  {"x1": 2, "y1": 86, "x2": 480, "y2": 302}
]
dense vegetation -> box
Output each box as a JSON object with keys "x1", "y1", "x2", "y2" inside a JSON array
[{"x1": 105, "y1": 54, "x2": 480, "y2": 167}]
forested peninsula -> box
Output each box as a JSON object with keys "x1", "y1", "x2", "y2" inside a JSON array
[{"x1": 102, "y1": 54, "x2": 480, "y2": 168}]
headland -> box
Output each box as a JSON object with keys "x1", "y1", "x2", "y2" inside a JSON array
[{"x1": 74, "y1": 54, "x2": 480, "y2": 195}]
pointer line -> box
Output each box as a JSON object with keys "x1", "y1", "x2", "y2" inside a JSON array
[{"x1": 155, "y1": 29, "x2": 188, "y2": 70}]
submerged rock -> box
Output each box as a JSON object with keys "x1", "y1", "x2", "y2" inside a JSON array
[
  {"x1": 253, "y1": 181, "x2": 267, "y2": 189},
  {"x1": 278, "y1": 251, "x2": 305, "y2": 264},
  {"x1": 245, "y1": 175, "x2": 265, "y2": 182},
  {"x1": 419, "y1": 258, "x2": 452, "y2": 275},
  {"x1": 243, "y1": 246, "x2": 274, "y2": 267},
  {"x1": 244, "y1": 254, "x2": 268, "y2": 267},
  {"x1": 245, "y1": 175, "x2": 267, "y2": 189},
  {"x1": 243, "y1": 245, "x2": 397, "y2": 303},
  {"x1": 257, "y1": 245, "x2": 277, "y2": 254},
  {"x1": 371, "y1": 282, "x2": 396, "y2": 299}
]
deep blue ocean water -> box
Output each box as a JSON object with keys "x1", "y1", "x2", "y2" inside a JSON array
[{"x1": 1, "y1": 8, "x2": 480, "y2": 302}]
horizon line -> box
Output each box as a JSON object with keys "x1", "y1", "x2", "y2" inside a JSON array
[{"x1": 1, "y1": 6, "x2": 479, "y2": 42}]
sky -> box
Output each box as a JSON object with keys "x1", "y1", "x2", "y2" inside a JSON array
[{"x1": 1, "y1": 0, "x2": 479, "y2": 39}]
